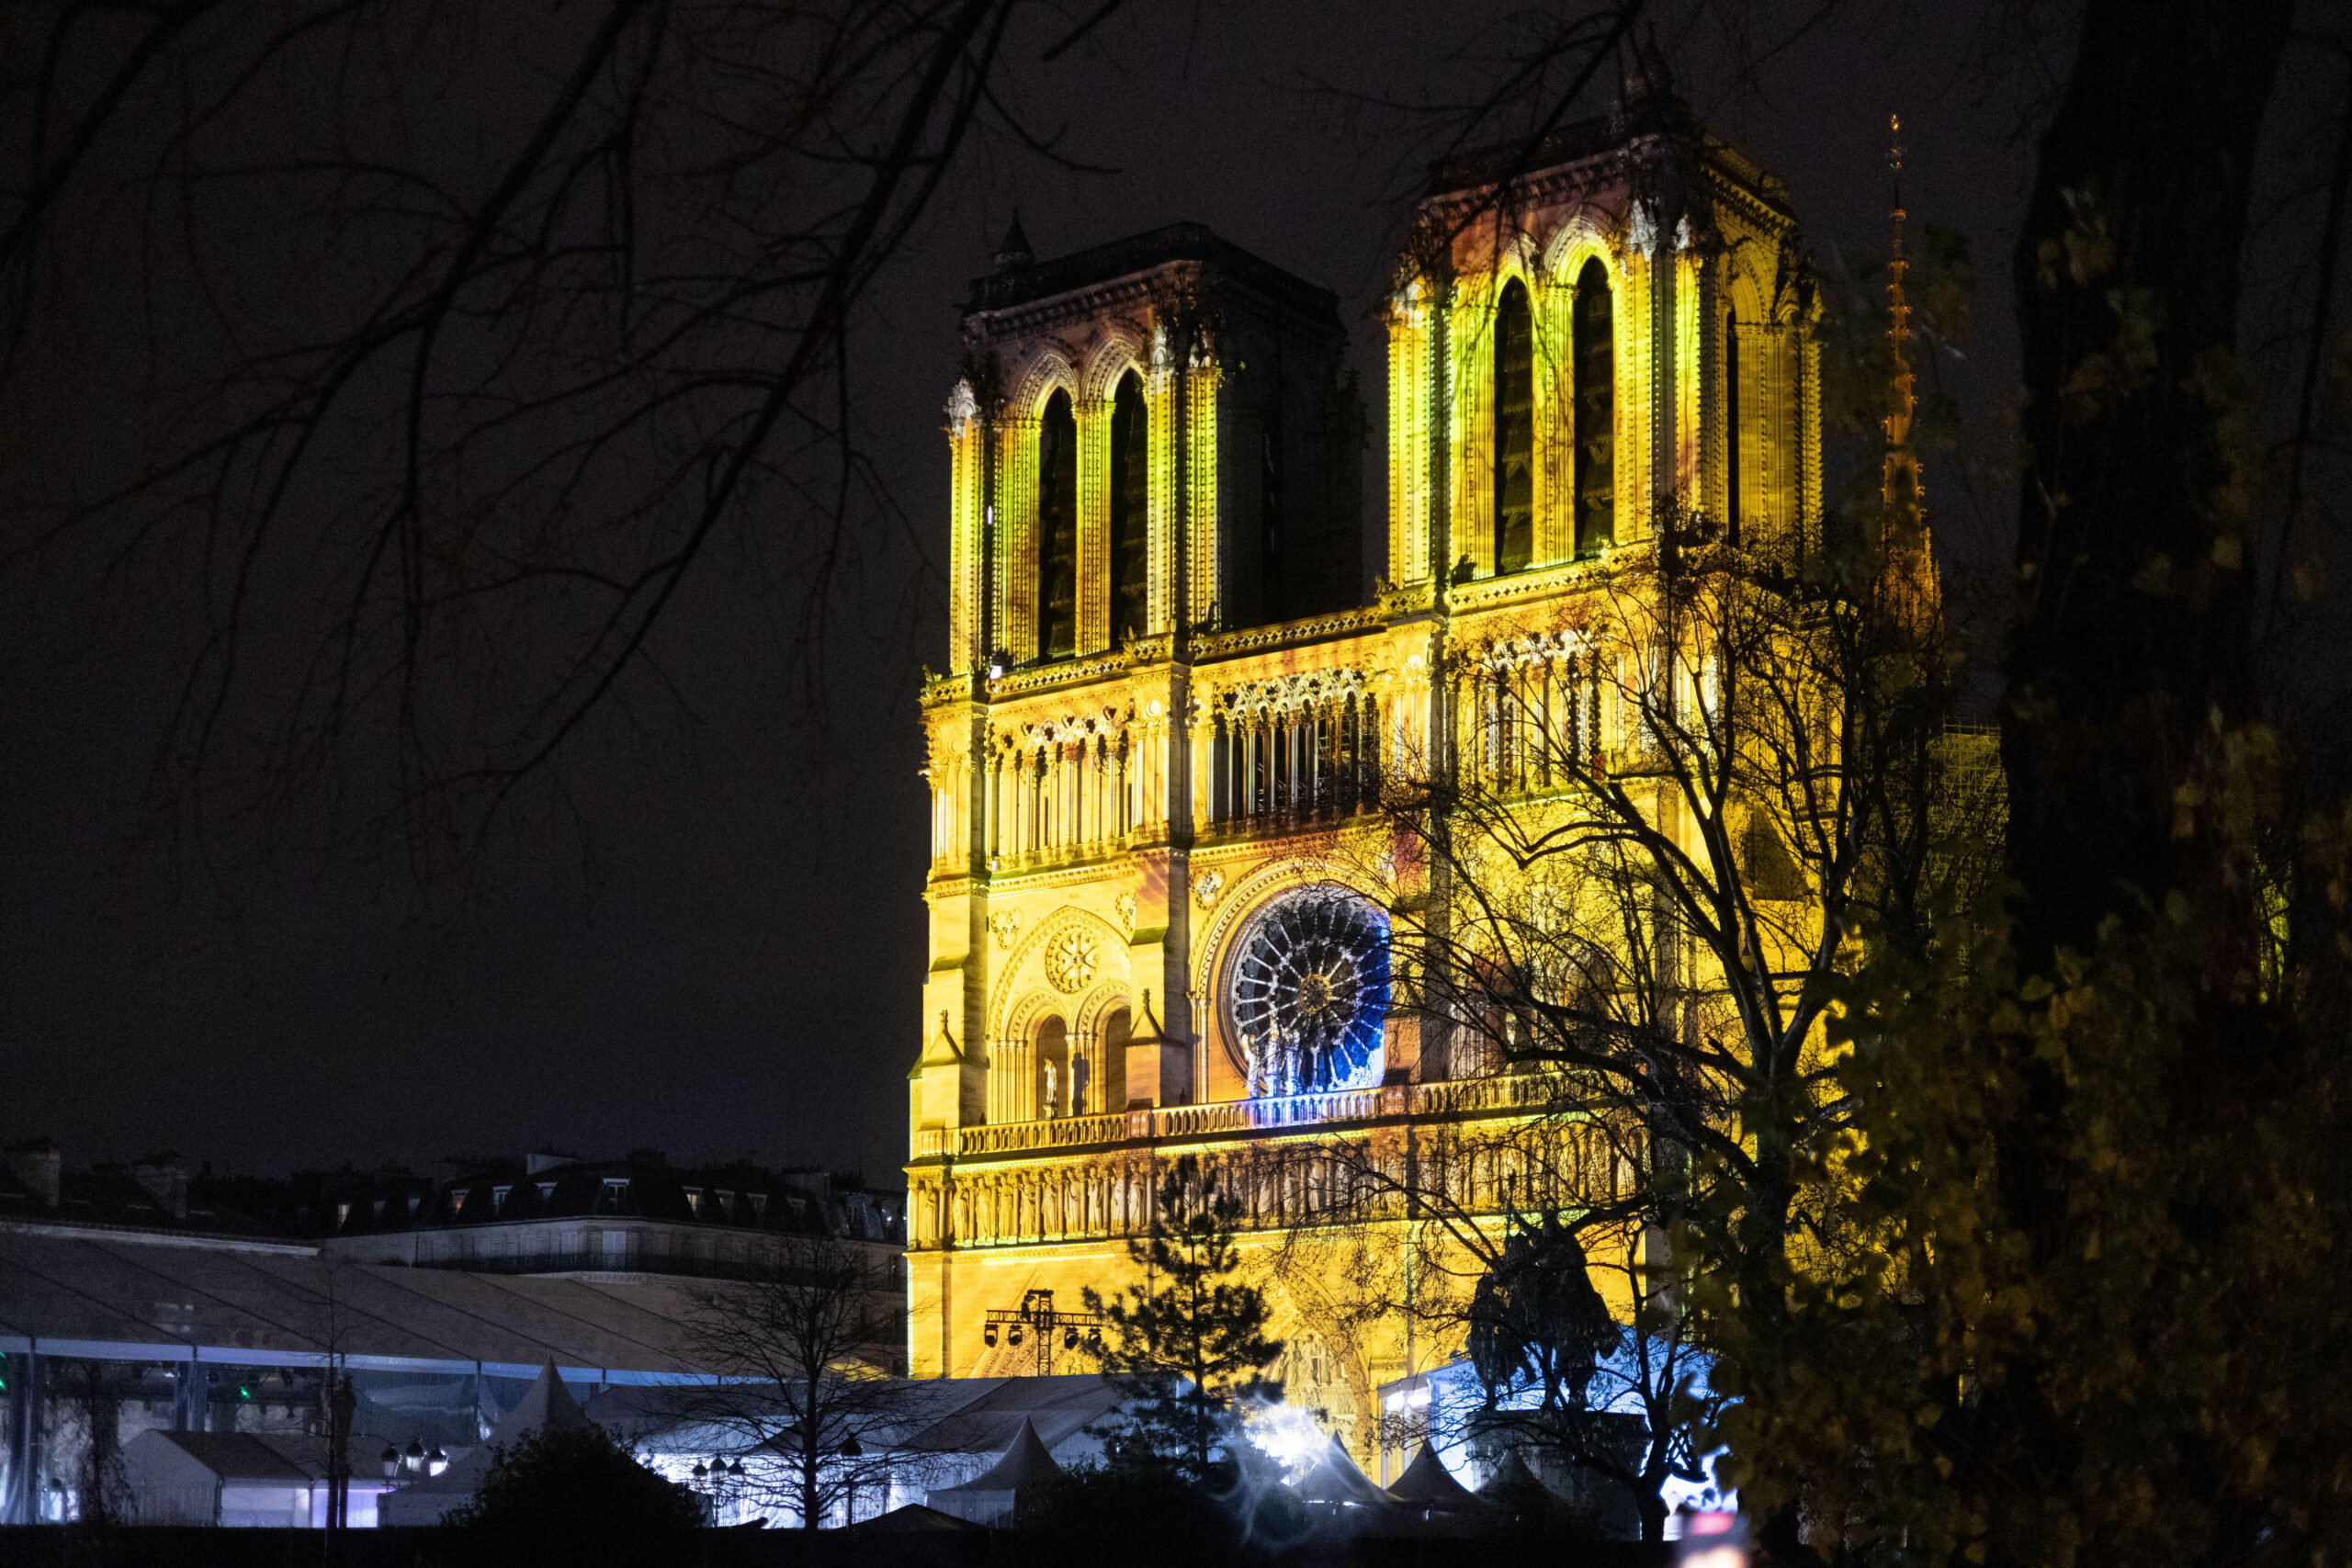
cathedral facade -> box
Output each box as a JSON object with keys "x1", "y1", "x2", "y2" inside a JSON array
[{"x1": 905, "y1": 105, "x2": 1821, "y2": 1433}]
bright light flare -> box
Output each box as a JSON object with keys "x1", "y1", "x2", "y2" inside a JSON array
[{"x1": 1244, "y1": 1401, "x2": 1329, "y2": 1479}]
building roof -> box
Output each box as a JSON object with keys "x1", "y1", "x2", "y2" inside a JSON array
[
  {"x1": 1388, "y1": 1441, "x2": 1485, "y2": 1508},
  {"x1": 928, "y1": 1416, "x2": 1062, "y2": 1495},
  {"x1": 860, "y1": 1503, "x2": 988, "y2": 1533},
  {"x1": 0, "y1": 1153, "x2": 280, "y2": 1242},
  {"x1": 965, "y1": 221, "x2": 1337, "y2": 322},
  {"x1": 0, "y1": 1225, "x2": 720, "y2": 1380},
  {"x1": 884, "y1": 1373, "x2": 1125, "y2": 1460},
  {"x1": 278, "y1": 1156, "x2": 902, "y2": 1247},
  {"x1": 132, "y1": 1430, "x2": 319, "y2": 1484},
  {"x1": 1295, "y1": 1438, "x2": 1397, "y2": 1506},
  {"x1": 1476, "y1": 1447, "x2": 1558, "y2": 1503}
]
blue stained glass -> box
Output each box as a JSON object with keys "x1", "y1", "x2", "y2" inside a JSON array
[{"x1": 1230, "y1": 886, "x2": 1391, "y2": 1096}]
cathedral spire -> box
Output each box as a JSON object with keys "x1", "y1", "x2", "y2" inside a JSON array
[
  {"x1": 994, "y1": 209, "x2": 1034, "y2": 274},
  {"x1": 1883, "y1": 115, "x2": 1921, "y2": 525},
  {"x1": 1878, "y1": 115, "x2": 1939, "y2": 630}
]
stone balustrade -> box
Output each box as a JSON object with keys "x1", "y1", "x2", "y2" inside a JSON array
[{"x1": 910, "y1": 1072, "x2": 1560, "y2": 1163}]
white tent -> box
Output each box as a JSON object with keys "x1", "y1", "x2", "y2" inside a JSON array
[
  {"x1": 119, "y1": 1430, "x2": 326, "y2": 1527},
  {"x1": 1295, "y1": 1437, "x2": 1396, "y2": 1506},
  {"x1": 378, "y1": 1359, "x2": 595, "y2": 1527},
  {"x1": 923, "y1": 1416, "x2": 1062, "y2": 1527}
]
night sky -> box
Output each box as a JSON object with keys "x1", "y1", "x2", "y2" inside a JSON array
[{"x1": 1, "y1": 2, "x2": 2042, "y2": 1186}]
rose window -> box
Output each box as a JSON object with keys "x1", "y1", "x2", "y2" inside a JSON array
[
  {"x1": 1228, "y1": 887, "x2": 1391, "y2": 1096},
  {"x1": 1043, "y1": 928, "x2": 1100, "y2": 994}
]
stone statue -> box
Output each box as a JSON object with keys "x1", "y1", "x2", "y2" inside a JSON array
[{"x1": 1042, "y1": 1060, "x2": 1059, "y2": 1119}]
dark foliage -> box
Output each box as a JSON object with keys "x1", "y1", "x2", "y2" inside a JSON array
[
  {"x1": 1012, "y1": 1461, "x2": 1265, "y2": 1568},
  {"x1": 441, "y1": 1425, "x2": 701, "y2": 1567}
]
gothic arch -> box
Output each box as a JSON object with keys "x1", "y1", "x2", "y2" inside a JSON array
[
  {"x1": 1083, "y1": 333, "x2": 1148, "y2": 401},
  {"x1": 1540, "y1": 213, "x2": 1617, "y2": 287},
  {"x1": 1193, "y1": 857, "x2": 1394, "y2": 1004},
  {"x1": 1072, "y1": 982, "x2": 1133, "y2": 1040},
  {"x1": 989, "y1": 907, "x2": 1132, "y2": 1042},
  {"x1": 1000, "y1": 987, "x2": 1066, "y2": 1049},
  {"x1": 1012, "y1": 350, "x2": 1080, "y2": 418}
]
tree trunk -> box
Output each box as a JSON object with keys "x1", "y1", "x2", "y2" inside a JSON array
[
  {"x1": 2002, "y1": 0, "x2": 2290, "y2": 965},
  {"x1": 1636, "y1": 1478, "x2": 1670, "y2": 1543}
]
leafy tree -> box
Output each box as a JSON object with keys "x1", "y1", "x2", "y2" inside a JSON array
[
  {"x1": 442, "y1": 1425, "x2": 702, "y2": 1567},
  {"x1": 1084, "y1": 1155, "x2": 1284, "y2": 1482},
  {"x1": 1710, "y1": 789, "x2": 2352, "y2": 1567}
]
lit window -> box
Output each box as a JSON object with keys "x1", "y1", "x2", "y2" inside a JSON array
[
  {"x1": 1035, "y1": 389, "x2": 1078, "y2": 659},
  {"x1": 1573, "y1": 258, "x2": 1615, "y2": 556},
  {"x1": 1494, "y1": 278, "x2": 1533, "y2": 573},
  {"x1": 1109, "y1": 371, "x2": 1148, "y2": 644}
]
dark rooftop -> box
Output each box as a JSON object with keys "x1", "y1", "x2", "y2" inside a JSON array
[{"x1": 966, "y1": 220, "x2": 1338, "y2": 322}]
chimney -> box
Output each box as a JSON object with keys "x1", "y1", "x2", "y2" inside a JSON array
[
  {"x1": 131, "y1": 1154, "x2": 191, "y2": 1221},
  {"x1": 8, "y1": 1138, "x2": 62, "y2": 1209}
]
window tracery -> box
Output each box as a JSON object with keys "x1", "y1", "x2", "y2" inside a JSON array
[{"x1": 1204, "y1": 670, "x2": 1383, "y2": 830}]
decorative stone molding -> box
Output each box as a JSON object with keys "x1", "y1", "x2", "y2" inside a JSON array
[
  {"x1": 988, "y1": 909, "x2": 1023, "y2": 948},
  {"x1": 1044, "y1": 927, "x2": 1102, "y2": 994},
  {"x1": 1192, "y1": 871, "x2": 1225, "y2": 909},
  {"x1": 944, "y1": 378, "x2": 978, "y2": 435}
]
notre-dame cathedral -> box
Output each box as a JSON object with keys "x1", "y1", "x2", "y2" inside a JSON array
[{"x1": 904, "y1": 91, "x2": 1822, "y2": 1439}]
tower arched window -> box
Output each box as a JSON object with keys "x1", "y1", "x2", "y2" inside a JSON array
[
  {"x1": 1494, "y1": 278, "x2": 1534, "y2": 574},
  {"x1": 1572, "y1": 258, "x2": 1615, "y2": 557},
  {"x1": 1036, "y1": 389, "x2": 1078, "y2": 659},
  {"x1": 1109, "y1": 371, "x2": 1148, "y2": 645}
]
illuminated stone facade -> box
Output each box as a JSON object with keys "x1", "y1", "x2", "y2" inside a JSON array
[{"x1": 907, "y1": 107, "x2": 1822, "y2": 1441}]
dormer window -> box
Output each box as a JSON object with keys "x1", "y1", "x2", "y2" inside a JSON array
[
  {"x1": 492, "y1": 1185, "x2": 513, "y2": 1215},
  {"x1": 748, "y1": 1192, "x2": 768, "y2": 1220},
  {"x1": 714, "y1": 1190, "x2": 737, "y2": 1220},
  {"x1": 600, "y1": 1178, "x2": 629, "y2": 1213},
  {"x1": 685, "y1": 1189, "x2": 704, "y2": 1218},
  {"x1": 406, "y1": 1194, "x2": 422, "y2": 1215},
  {"x1": 537, "y1": 1182, "x2": 556, "y2": 1201},
  {"x1": 449, "y1": 1191, "x2": 466, "y2": 1216},
  {"x1": 372, "y1": 1199, "x2": 386, "y2": 1220},
  {"x1": 335, "y1": 1201, "x2": 352, "y2": 1228}
]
